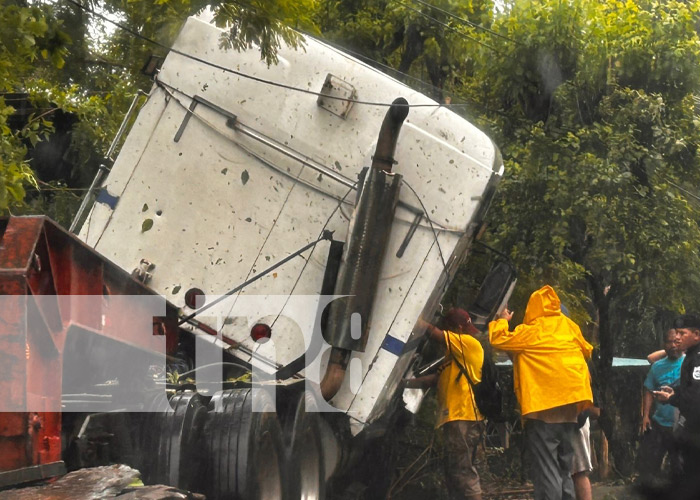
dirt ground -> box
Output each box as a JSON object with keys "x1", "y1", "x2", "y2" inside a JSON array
[
  {"x1": 590, "y1": 483, "x2": 646, "y2": 500},
  {"x1": 386, "y1": 396, "x2": 649, "y2": 500}
]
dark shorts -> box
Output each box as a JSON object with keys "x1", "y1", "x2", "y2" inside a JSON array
[
  {"x1": 524, "y1": 419, "x2": 577, "y2": 500},
  {"x1": 442, "y1": 420, "x2": 484, "y2": 499}
]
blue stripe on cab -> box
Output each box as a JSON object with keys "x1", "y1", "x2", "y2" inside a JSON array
[
  {"x1": 381, "y1": 334, "x2": 405, "y2": 356},
  {"x1": 96, "y1": 189, "x2": 119, "y2": 209}
]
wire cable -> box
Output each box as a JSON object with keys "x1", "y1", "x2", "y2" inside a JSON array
[
  {"x1": 63, "y1": 0, "x2": 475, "y2": 109},
  {"x1": 269, "y1": 182, "x2": 357, "y2": 330},
  {"x1": 314, "y1": 35, "x2": 495, "y2": 117},
  {"x1": 174, "y1": 361, "x2": 250, "y2": 379},
  {"x1": 178, "y1": 231, "x2": 334, "y2": 325},
  {"x1": 409, "y1": 0, "x2": 522, "y2": 46},
  {"x1": 401, "y1": 178, "x2": 448, "y2": 274},
  {"x1": 395, "y1": 0, "x2": 501, "y2": 54},
  {"x1": 350, "y1": 235, "x2": 438, "y2": 398},
  {"x1": 156, "y1": 79, "x2": 468, "y2": 234},
  {"x1": 664, "y1": 177, "x2": 700, "y2": 204}
]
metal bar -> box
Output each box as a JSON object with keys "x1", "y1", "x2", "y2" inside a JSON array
[
  {"x1": 68, "y1": 164, "x2": 109, "y2": 233},
  {"x1": 183, "y1": 317, "x2": 281, "y2": 371},
  {"x1": 178, "y1": 230, "x2": 333, "y2": 325},
  {"x1": 416, "y1": 355, "x2": 445, "y2": 376},
  {"x1": 173, "y1": 99, "x2": 198, "y2": 142},
  {"x1": 172, "y1": 89, "x2": 463, "y2": 230},
  {"x1": 0, "y1": 462, "x2": 66, "y2": 488},
  {"x1": 233, "y1": 120, "x2": 356, "y2": 189},
  {"x1": 106, "y1": 91, "x2": 147, "y2": 160},
  {"x1": 69, "y1": 91, "x2": 145, "y2": 233},
  {"x1": 396, "y1": 212, "x2": 423, "y2": 258}
]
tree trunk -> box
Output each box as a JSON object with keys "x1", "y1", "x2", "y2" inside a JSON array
[{"x1": 589, "y1": 278, "x2": 640, "y2": 477}]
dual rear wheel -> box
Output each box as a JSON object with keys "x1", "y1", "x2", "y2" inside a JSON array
[{"x1": 140, "y1": 387, "x2": 325, "y2": 500}]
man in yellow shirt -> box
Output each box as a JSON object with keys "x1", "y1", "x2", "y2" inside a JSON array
[
  {"x1": 489, "y1": 286, "x2": 593, "y2": 500},
  {"x1": 407, "y1": 308, "x2": 485, "y2": 500}
]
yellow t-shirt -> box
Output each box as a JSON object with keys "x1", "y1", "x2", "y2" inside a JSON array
[{"x1": 436, "y1": 330, "x2": 485, "y2": 427}]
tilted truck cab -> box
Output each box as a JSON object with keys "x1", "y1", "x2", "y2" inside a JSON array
[{"x1": 0, "y1": 15, "x2": 512, "y2": 499}]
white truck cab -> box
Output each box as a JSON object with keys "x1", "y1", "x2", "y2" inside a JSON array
[{"x1": 77, "y1": 15, "x2": 509, "y2": 496}]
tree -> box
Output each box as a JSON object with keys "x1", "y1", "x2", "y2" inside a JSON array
[
  {"x1": 0, "y1": 0, "x2": 70, "y2": 211},
  {"x1": 316, "y1": 0, "x2": 495, "y2": 101},
  {"x1": 452, "y1": 0, "x2": 700, "y2": 473},
  {"x1": 1, "y1": 0, "x2": 319, "y2": 219}
]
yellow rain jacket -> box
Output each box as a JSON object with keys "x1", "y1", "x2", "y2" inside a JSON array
[
  {"x1": 488, "y1": 286, "x2": 593, "y2": 418},
  {"x1": 436, "y1": 330, "x2": 484, "y2": 427}
]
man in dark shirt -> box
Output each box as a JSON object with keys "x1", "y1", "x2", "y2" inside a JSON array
[
  {"x1": 654, "y1": 314, "x2": 700, "y2": 500},
  {"x1": 637, "y1": 328, "x2": 684, "y2": 489}
]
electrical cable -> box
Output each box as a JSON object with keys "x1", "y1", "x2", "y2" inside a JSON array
[
  {"x1": 268, "y1": 183, "x2": 357, "y2": 380},
  {"x1": 314, "y1": 35, "x2": 498, "y2": 118},
  {"x1": 156, "y1": 80, "x2": 467, "y2": 234},
  {"x1": 63, "y1": 0, "x2": 474, "y2": 109},
  {"x1": 395, "y1": 0, "x2": 501, "y2": 54},
  {"x1": 216, "y1": 143, "x2": 308, "y2": 335},
  {"x1": 178, "y1": 231, "x2": 333, "y2": 325},
  {"x1": 174, "y1": 361, "x2": 250, "y2": 379},
  {"x1": 401, "y1": 178, "x2": 448, "y2": 274},
  {"x1": 155, "y1": 79, "x2": 358, "y2": 201},
  {"x1": 664, "y1": 177, "x2": 700, "y2": 204},
  {"x1": 409, "y1": 0, "x2": 522, "y2": 45},
  {"x1": 269, "y1": 182, "x2": 357, "y2": 330}
]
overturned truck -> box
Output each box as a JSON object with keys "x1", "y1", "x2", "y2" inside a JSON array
[{"x1": 0, "y1": 16, "x2": 515, "y2": 500}]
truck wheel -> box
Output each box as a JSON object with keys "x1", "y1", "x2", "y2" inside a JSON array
[
  {"x1": 140, "y1": 392, "x2": 208, "y2": 492},
  {"x1": 205, "y1": 388, "x2": 284, "y2": 500},
  {"x1": 283, "y1": 390, "x2": 325, "y2": 500}
]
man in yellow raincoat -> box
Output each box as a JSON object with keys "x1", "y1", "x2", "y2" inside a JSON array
[{"x1": 489, "y1": 285, "x2": 593, "y2": 500}]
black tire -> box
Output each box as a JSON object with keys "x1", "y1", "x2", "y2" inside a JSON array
[
  {"x1": 139, "y1": 392, "x2": 208, "y2": 492},
  {"x1": 204, "y1": 387, "x2": 285, "y2": 500},
  {"x1": 282, "y1": 390, "x2": 325, "y2": 500}
]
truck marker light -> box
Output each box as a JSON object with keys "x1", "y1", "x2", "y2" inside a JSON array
[
  {"x1": 184, "y1": 287, "x2": 205, "y2": 309},
  {"x1": 251, "y1": 323, "x2": 272, "y2": 343}
]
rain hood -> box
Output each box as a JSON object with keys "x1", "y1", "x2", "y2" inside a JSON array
[{"x1": 489, "y1": 286, "x2": 593, "y2": 416}]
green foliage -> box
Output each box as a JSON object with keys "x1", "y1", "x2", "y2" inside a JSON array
[
  {"x1": 313, "y1": 0, "x2": 700, "y2": 359},
  {"x1": 472, "y1": 0, "x2": 700, "y2": 355},
  {"x1": 0, "y1": 1, "x2": 67, "y2": 211},
  {"x1": 212, "y1": 0, "x2": 319, "y2": 65},
  {"x1": 402, "y1": 0, "x2": 700, "y2": 469},
  {"x1": 316, "y1": 0, "x2": 495, "y2": 99},
  {"x1": 1, "y1": 0, "x2": 321, "y2": 215},
  {"x1": 0, "y1": 2, "x2": 69, "y2": 89}
]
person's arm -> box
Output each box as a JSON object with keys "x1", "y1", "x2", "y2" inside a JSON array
[
  {"x1": 403, "y1": 372, "x2": 439, "y2": 390},
  {"x1": 640, "y1": 389, "x2": 653, "y2": 434},
  {"x1": 647, "y1": 350, "x2": 665, "y2": 364},
  {"x1": 587, "y1": 406, "x2": 601, "y2": 419},
  {"x1": 654, "y1": 385, "x2": 674, "y2": 404},
  {"x1": 571, "y1": 322, "x2": 593, "y2": 360},
  {"x1": 416, "y1": 318, "x2": 445, "y2": 344},
  {"x1": 488, "y1": 308, "x2": 534, "y2": 352}
]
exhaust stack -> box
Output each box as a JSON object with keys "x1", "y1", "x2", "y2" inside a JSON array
[{"x1": 321, "y1": 98, "x2": 408, "y2": 400}]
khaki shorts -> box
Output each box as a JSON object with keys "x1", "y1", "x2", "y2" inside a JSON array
[{"x1": 442, "y1": 419, "x2": 484, "y2": 499}]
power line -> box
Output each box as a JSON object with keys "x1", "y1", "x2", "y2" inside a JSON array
[
  {"x1": 314, "y1": 36, "x2": 492, "y2": 117},
  {"x1": 395, "y1": 0, "x2": 501, "y2": 54},
  {"x1": 409, "y1": 0, "x2": 521, "y2": 46},
  {"x1": 63, "y1": 0, "x2": 478, "y2": 109},
  {"x1": 665, "y1": 177, "x2": 700, "y2": 204}
]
